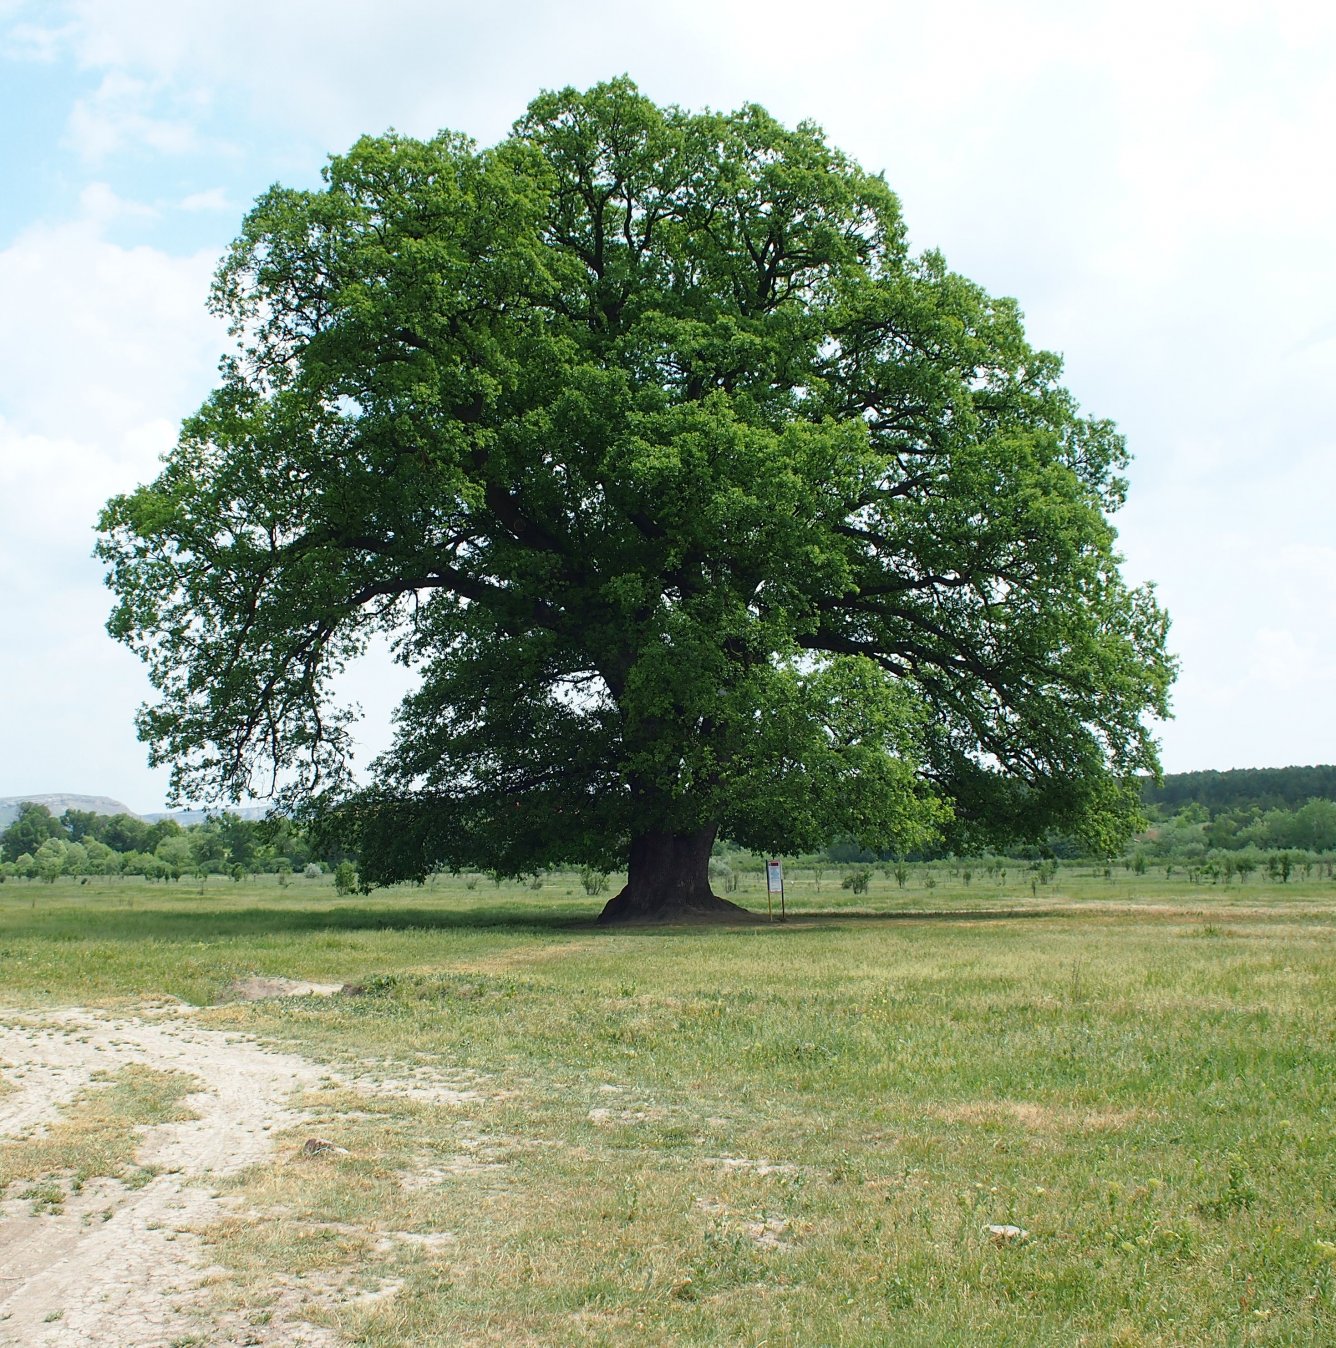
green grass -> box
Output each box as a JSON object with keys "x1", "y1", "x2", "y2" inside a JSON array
[{"x1": 1, "y1": 868, "x2": 1334, "y2": 1343}]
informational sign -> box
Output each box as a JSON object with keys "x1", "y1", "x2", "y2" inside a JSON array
[{"x1": 765, "y1": 858, "x2": 786, "y2": 921}]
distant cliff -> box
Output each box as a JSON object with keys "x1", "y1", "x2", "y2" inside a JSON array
[
  {"x1": 0, "y1": 795, "x2": 271, "y2": 828},
  {"x1": 0, "y1": 794, "x2": 139, "y2": 828}
]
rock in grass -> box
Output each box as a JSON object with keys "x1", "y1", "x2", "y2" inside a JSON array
[
  {"x1": 985, "y1": 1223, "x2": 1029, "y2": 1243},
  {"x1": 302, "y1": 1137, "x2": 350, "y2": 1156}
]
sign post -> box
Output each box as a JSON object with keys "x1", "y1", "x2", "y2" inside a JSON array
[{"x1": 766, "y1": 859, "x2": 785, "y2": 922}]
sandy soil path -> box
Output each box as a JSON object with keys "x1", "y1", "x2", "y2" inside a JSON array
[{"x1": 0, "y1": 1006, "x2": 334, "y2": 1346}]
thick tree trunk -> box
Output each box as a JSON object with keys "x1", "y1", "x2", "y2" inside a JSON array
[{"x1": 596, "y1": 826, "x2": 753, "y2": 924}]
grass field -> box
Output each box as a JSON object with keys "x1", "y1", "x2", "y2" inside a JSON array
[{"x1": 1, "y1": 867, "x2": 1334, "y2": 1345}]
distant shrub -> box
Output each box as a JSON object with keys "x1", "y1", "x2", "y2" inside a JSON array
[
  {"x1": 580, "y1": 866, "x2": 610, "y2": 896},
  {"x1": 709, "y1": 858, "x2": 740, "y2": 892},
  {"x1": 333, "y1": 861, "x2": 358, "y2": 895}
]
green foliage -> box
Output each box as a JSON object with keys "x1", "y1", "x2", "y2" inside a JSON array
[
  {"x1": 332, "y1": 861, "x2": 358, "y2": 895},
  {"x1": 59, "y1": 809, "x2": 101, "y2": 842},
  {"x1": 0, "y1": 804, "x2": 315, "y2": 881},
  {"x1": 98, "y1": 79, "x2": 1173, "y2": 890},
  {"x1": 155, "y1": 834, "x2": 195, "y2": 879},
  {"x1": 96, "y1": 813, "x2": 153, "y2": 854},
  {"x1": 2, "y1": 803, "x2": 63, "y2": 863},
  {"x1": 827, "y1": 837, "x2": 877, "y2": 864},
  {"x1": 33, "y1": 838, "x2": 67, "y2": 883}
]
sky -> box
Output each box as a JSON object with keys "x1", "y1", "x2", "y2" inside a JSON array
[{"x1": 1, "y1": 0, "x2": 1333, "y2": 814}]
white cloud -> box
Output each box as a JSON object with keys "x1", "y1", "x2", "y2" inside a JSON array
[
  {"x1": 3, "y1": 17, "x2": 75, "y2": 60},
  {"x1": 178, "y1": 186, "x2": 229, "y2": 213},
  {"x1": 0, "y1": 417, "x2": 177, "y2": 808},
  {"x1": 0, "y1": 419, "x2": 149, "y2": 577},
  {"x1": 0, "y1": 199, "x2": 228, "y2": 806},
  {"x1": 66, "y1": 70, "x2": 198, "y2": 160},
  {"x1": 0, "y1": 210, "x2": 223, "y2": 446},
  {"x1": 78, "y1": 181, "x2": 157, "y2": 223}
]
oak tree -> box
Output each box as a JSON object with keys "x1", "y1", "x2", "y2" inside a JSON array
[{"x1": 99, "y1": 80, "x2": 1174, "y2": 921}]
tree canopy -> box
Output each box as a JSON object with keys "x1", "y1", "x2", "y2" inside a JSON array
[{"x1": 98, "y1": 79, "x2": 1174, "y2": 920}]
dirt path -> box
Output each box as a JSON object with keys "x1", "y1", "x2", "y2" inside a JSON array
[{"x1": 0, "y1": 1006, "x2": 334, "y2": 1346}]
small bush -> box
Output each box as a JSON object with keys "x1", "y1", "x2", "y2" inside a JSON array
[
  {"x1": 709, "y1": 858, "x2": 741, "y2": 892},
  {"x1": 841, "y1": 869, "x2": 871, "y2": 895},
  {"x1": 333, "y1": 861, "x2": 358, "y2": 895},
  {"x1": 580, "y1": 866, "x2": 610, "y2": 896}
]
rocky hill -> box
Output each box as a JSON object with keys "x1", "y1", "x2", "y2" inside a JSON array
[
  {"x1": 0, "y1": 794, "x2": 139, "y2": 828},
  {"x1": 0, "y1": 796, "x2": 273, "y2": 829},
  {"x1": 140, "y1": 805, "x2": 270, "y2": 824}
]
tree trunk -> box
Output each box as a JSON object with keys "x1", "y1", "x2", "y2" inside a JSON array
[{"x1": 596, "y1": 826, "x2": 753, "y2": 924}]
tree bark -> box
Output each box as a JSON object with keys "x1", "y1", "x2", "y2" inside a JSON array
[{"x1": 596, "y1": 825, "x2": 753, "y2": 923}]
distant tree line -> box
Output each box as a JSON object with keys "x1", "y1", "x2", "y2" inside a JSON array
[
  {"x1": 0, "y1": 802, "x2": 317, "y2": 883},
  {"x1": 1136, "y1": 765, "x2": 1336, "y2": 865},
  {"x1": 822, "y1": 765, "x2": 1336, "y2": 866},
  {"x1": 1140, "y1": 797, "x2": 1336, "y2": 858},
  {"x1": 1141, "y1": 764, "x2": 1336, "y2": 813},
  {"x1": 6, "y1": 763, "x2": 1334, "y2": 887}
]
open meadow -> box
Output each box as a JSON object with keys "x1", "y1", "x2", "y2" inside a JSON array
[{"x1": 1, "y1": 867, "x2": 1333, "y2": 1345}]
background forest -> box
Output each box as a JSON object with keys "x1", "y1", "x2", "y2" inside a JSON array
[{"x1": 2, "y1": 765, "x2": 1334, "y2": 887}]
